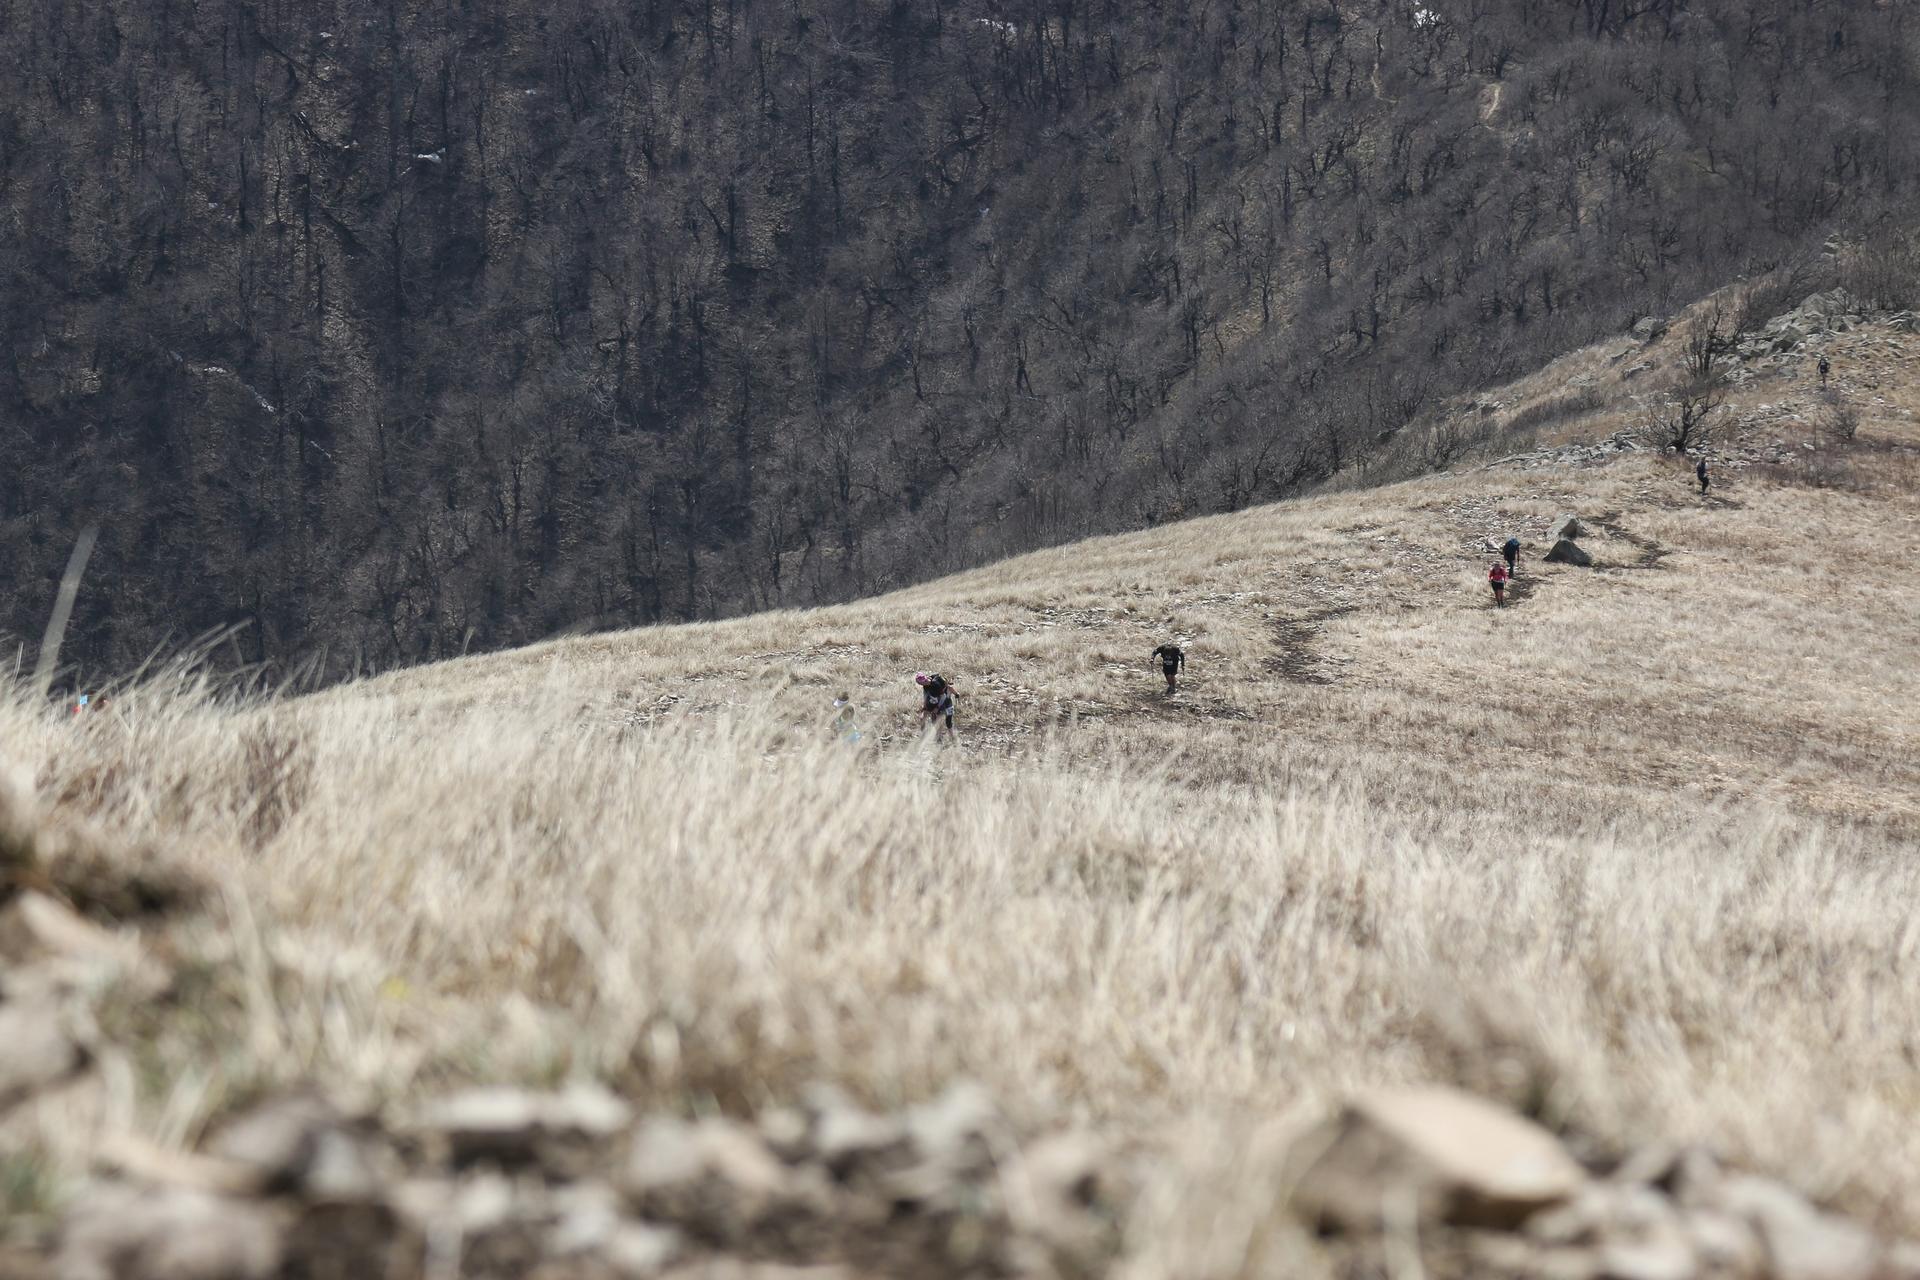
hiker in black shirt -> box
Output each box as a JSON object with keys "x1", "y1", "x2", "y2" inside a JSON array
[
  {"x1": 1696, "y1": 456, "x2": 1710, "y2": 495},
  {"x1": 1501, "y1": 536, "x2": 1520, "y2": 577},
  {"x1": 1151, "y1": 644, "x2": 1185, "y2": 694},
  {"x1": 915, "y1": 672, "x2": 956, "y2": 739}
]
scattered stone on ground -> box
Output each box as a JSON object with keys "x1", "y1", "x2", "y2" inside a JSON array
[
  {"x1": 1487, "y1": 431, "x2": 1643, "y2": 472},
  {"x1": 8, "y1": 1063, "x2": 1918, "y2": 1279}
]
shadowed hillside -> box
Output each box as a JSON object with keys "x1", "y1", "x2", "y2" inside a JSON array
[{"x1": 5, "y1": 0, "x2": 1920, "y2": 679}]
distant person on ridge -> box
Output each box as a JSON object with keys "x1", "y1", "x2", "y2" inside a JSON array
[
  {"x1": 1501, "y1": 535, "x2": 1520, "y2": 578},
  {"x1": 1819, "y1": 355, "x2": 1831, "y2": 388},
  {"x1": 1489, "y1": 560, "x2": 1509, "y2": 607},
  {"x1": 915, "y1": 672, "x2": 956, "y2": 740},
  {"x1": 1696, "y1": 455, "x2": 1710, "y2": 495},
  {"x1": 1151, "y1": 642, "x2": 1186, "y2": 694}
]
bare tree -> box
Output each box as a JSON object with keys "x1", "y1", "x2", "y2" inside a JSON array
[
  {"x1": 1638, "y1": 378, "x2": 1726, "y2": 454},
  {"x1": 1681, "y1": 301, "x2": 1735, "y2": 383},
  {"x1": 1816, "y1": 389, "x2": 1862, "y2": 443},
  {"x1": 1634, "y1": 301, "x2": 1736, "y2": 453}
]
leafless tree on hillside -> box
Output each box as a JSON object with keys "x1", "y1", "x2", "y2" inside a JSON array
[
  {"x1": 1681, "y1": 301, "x2": 1733, "y2": 384},
  {"x1": 1816, "y1": 389, "x2": 1862, "y2": 443},
  {"x1": 1637, "y1": 377, "x2": 1726, "y2": 454},
  {"x1": 1636, "y1": 303, "x2": 1734, "y2": 454}
]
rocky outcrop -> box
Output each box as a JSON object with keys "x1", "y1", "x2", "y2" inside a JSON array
[
  {"x1": 1795, "y1": 288, "x2": 1860, "y2": 320},
  {"x1": 1487, "y1": 432, "x2": 1643, "y2": 473},
  {"x1": 1736, "y1": 289, "x2": 1868, "y2": 357}
]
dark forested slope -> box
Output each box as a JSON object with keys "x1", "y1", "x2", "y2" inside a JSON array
[{"x1": 4, "y1": 0, "x2": 1918, "y2": 676}]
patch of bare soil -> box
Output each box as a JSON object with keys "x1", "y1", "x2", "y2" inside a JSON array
[
  {"x1": 1587, "y1": 512, "x2": 1672, "y2": 570},
  {"x1": 1269, "y1": 605, "x2": 1358, "y2": 685}
]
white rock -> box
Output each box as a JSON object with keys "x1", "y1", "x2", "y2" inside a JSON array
[
  {"x1": 0, "y1": 890, "x2": 121, "y2": 965},
  {"x1": 1601, "y1": 1235, "x2": 1695, "y2": 1280},
  {"x1": 1714, "y1": 1175, "x2": 1877, "y2": 1280},
  {"x1": 57, "y1": 1183, "x2": 284, "y2": 1280},
  {"x1": 0, "y1": 1000, "x2": 85, "y2": 1108},
  {"x1": 1294, "y1": 1086, "x2": 1587, "y2": 1231},
  {"x1": 210, "y1": 1092, "x2": 382, "y2": 1201},
  {"x1": 1684, "y1": 1208, "x2": 1763, "y2": 1272}
]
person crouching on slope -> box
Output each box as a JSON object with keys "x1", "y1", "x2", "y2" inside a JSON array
[
  {"x1": 1151, "y1": 642, "x2": 1185, "y2": 694},
  {"x1": 1489, "y1": 560, "x2": 1509, "y2": 607},
  {"x1": 915, "y1": 672, "x2": 956, "y2": 741}
]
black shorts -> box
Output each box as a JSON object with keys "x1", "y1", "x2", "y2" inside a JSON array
[{"x1": 1162, "y1": 664, "x2": 1179, "y2": 676}]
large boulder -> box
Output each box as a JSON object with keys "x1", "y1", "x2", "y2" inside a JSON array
[
  {"x1": 1292, "y1": 1086, "x2": 1587, "y2": 1232},
  {"x1": 1545, "y1": 515, "x2": 1585, "y2": 543},
  {"x1": 1631, "y1": 316, "x2": 1669, "y2": 343},
  {"x1": 1544, "y1": 539, "x2": 1594, "y2": 567}
]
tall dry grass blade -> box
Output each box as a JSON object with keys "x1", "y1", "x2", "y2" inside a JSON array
[{"x1": 32, "y1": 523, "x2": 99, "y2": 700}]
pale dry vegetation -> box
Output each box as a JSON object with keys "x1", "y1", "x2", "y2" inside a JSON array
[{"x1": 6, "y1": 331, "x2": 1920, "y2": 1272}]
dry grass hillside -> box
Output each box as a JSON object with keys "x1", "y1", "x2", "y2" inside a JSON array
[{"x1": 2, "y1": 306, "x2": 1918, "y2": 1278}]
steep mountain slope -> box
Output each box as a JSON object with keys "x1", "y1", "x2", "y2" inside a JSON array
[
  {"x1": 2, "y1": 304, "x2": 1917, "y2": 1277},
  {"x1": 371, "y1": 300, "x2": 1920, "y2": 838},
  {"x1": 5, "y1": 0, "x2": 1920, "y2": 678}
]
